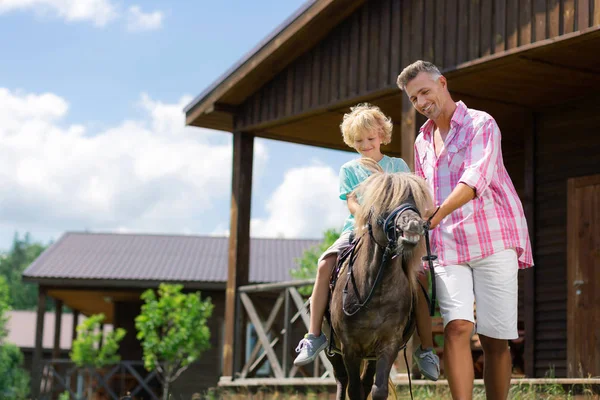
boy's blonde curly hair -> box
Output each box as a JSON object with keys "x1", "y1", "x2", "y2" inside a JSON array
[{"x1": 340, "y1": 103, "x2": 393, "y2": 148}]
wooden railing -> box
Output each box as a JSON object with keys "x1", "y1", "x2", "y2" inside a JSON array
[
  {"x1": 38, "y1": 359, "x2": 159, "y2": 400},
  {"x1": 235, "y1": 279, "x2": 334, "y2": 381},
  {"x1": 234, "y1": 280, "x2": 528, "y2": 383}
]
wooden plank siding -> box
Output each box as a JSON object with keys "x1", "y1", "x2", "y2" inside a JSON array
[
  {"x1": 234, "y1": 0, "x2": 599, "y2": 132},
  {"x1": 534, "y1": 99, "x2": 600, "y2": 377}
]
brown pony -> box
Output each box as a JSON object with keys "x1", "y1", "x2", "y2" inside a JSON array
[{"x1": 325, "y1": 167, "x2": 433, "y2": 400}]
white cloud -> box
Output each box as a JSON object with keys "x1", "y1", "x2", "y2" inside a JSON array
[
  {"x1": 0, "y1": 0, "x2": 164, "y2": 30},
  {"x1": 251, "y1": 164, "x2": 348, "y2": 239},
  {"x1": 126, "y1": 5, "x2": 163, "y2": 32},
  {"x1": 0, "y1": 0, "x2": 118, "y2": 26},
  {"x1": 0, "y1": 87, "x2": 268, "y2": 245}
]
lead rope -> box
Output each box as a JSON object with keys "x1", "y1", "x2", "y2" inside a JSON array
[
  {"x1": 422, "y1": 206, "x2": 440, "y2": 316},
  {"x1": 403, "y1": 346, "x2": 413, "y2": 400}
]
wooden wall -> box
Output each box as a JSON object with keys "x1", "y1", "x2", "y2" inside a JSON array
[
  {"x1": 234, "y1": 0, "x2": 600, "y2": 131},
  {"x1": 114, "y1": 300, "x2": 144, "y2": 360},
  {"x1": 534, "y1": 98, "x2": 600, "y2": 377}
]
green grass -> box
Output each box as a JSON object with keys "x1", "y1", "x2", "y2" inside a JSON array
[
  {"x1": 395, "y1": 383, "x2": 575, "y2": 399},
  {"x1": 201, "y1": 383, "x2": 600, "y2": 399}
]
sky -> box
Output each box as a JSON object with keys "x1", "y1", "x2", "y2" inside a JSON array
[{"x1": 0, "y1": 0, "x2": 360, "y2": 250}]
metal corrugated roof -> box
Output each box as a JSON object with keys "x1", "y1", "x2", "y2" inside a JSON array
[{"x1": 23, "y1": 232, "x2": 320, "y2": 285}]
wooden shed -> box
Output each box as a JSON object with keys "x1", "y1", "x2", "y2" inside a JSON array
[{"x1": 185, "y1": 0, "x2": 600, "y2": 380}]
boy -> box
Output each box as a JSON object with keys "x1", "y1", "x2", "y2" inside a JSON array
[{"x1": 293, "y1": 103, "x2": 440, "y2": 381}]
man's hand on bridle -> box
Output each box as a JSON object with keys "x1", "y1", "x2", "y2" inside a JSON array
[{"x1": 424, "y1": 206, "x2": 442, "y2": 230}]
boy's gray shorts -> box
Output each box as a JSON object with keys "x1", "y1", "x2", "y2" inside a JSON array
[{"x1": 317, "y1": 230, "x2": 353, "y2": 264}]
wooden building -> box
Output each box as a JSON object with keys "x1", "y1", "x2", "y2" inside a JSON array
[
  {"x1": 22, "y1": 232, "x2": 319, "y2": 398},
  {"x1": 185, "y1": 0, "x2": 600, "y2": 380}
]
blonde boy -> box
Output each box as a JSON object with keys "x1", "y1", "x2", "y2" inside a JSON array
[{"x1": 293, "y1": 103, "x2": 440, "y2": 381}]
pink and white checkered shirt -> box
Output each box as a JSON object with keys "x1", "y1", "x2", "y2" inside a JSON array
[{"x1": 414, "y1": 101, "x2": 533, "y2": 269}]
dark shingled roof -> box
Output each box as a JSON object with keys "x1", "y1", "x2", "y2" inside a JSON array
[{"x1": 23, "y1": 232, "x2": 321, "y2": 286}]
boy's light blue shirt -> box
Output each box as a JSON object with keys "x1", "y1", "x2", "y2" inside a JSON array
[{"x1": 339, "y1": 155, "x2": 411, "y2": 233}]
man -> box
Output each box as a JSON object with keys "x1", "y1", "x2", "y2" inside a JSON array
[{"x1": 397, "y1": 60, "x2": 533, "y2": 400}]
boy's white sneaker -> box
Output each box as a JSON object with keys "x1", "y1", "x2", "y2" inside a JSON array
[
  {"x1": 293, "y1": 333, "x2": 328, "y2": 366},
  {"x1": 413, "y1": 346, "x2": 440, "y2": 381}
]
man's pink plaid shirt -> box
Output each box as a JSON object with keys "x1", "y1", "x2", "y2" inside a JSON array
[{"x1": 414, "y1": 101, "x2": 533, "y2": 269}]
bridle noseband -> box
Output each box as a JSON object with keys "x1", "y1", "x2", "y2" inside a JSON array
[{"x1": 369, "y1": 203, "x2": 422, "y2": 251}]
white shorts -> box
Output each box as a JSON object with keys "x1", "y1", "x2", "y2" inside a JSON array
[
  {"x1": 433, "y1": 248, "x2": 519, "y2": 340},
  {"x1": 318, "y1": 230, "x2": 352, "y2": 264}
]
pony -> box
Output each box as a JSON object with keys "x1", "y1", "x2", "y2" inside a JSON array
[{"x1": 325, "y1": 164, "x2": 433, "y2": 400}]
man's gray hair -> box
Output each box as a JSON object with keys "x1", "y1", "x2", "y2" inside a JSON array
[{"x1": 396, "y1": 60, "x2": 442, "y2": 91}]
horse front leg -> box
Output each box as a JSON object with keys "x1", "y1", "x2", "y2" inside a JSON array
[
  {"x1": 370, "y1": 349, "x2": 398, "y2": 400},
  {"x1": 343, "y1": 354, "x2": 364, "y2": 400},
  {"x1": 360, "y1": 360, "x2": 377, "y2": 398},
  {"x1": 328, "y1": 352, "x2": 348, "y2": 400}
]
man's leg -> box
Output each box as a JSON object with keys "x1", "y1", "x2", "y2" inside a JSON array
[
  {"x1": 444, "y1": 320, "x2": 475, "y2": 400},
  {"x1": 434, "y1": 264, "x2": 476, "y2": 400},
  {"x1": 479, "y1": 335, "x2": 511, "y2": 400},
  {"x1": 471, "y1": 249, "x2": 519, "y2": 400}
]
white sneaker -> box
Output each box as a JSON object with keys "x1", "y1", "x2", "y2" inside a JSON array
[
  {"x1": 293, "y1": 333, "x2": 328, "y2": 366},
  {"x1": 413, "y1": 346, "x2": 440, "y2": 381}
]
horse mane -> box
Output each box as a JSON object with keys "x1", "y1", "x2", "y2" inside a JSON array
[
  {"x1": 353, "y1": 171, "x2": 433, "y2": 283},
  {"x1": 357, "y1": 157, "x2": 384, "y2": 174}
]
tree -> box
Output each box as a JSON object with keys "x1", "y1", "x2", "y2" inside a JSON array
[
  {"x1": 70, "y1": 314, "x2": 126, "y2": 368},
  {"x1": 0, "y1": 232, "x2": 49, "y2": 310},
  {"x1": 70, "y1": 314, "x2": 126, "y2": 399},
  {"x1": 0, "y1": 276, "x2": 30, "y2": 399},
  {"x1": 290, "y1": 229, "x2": 340, "y2": 295},
  {"x1": 135, "y1": 284, "x2": 213, "y2": 400},
  {"x1": 0, "y1": 344, "x2": 30, "y2": 400}
]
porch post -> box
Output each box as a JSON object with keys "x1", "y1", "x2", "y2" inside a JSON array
[
  {"x1": 53, "y1": 299, "x2": 63, "y2": 360},
  {"x1": 524, "y1": 115, "x2": 536, "y2": 377},
  {"x1": 32, "y1": 287, "x2": 47, "y2": 399},
  {"x1": 401, "y1": 98, "x2": 416, "y2": 171},
  {"x1": 99, "y1": 323, "x2": 105, "y2": 348},
  {"x1": 72, "y1": 310, "x2": 80, "y2": 343},
  {"x1": 223, "y1": 131, "x2": 253, "y2": 378},
  {"x1": 400, "y1": 98, "x2": 425, "y2": 170}
]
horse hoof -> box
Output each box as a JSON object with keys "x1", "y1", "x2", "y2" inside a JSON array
[{"x1": 370, "y1": 385, "x2": 389, "y2": 400}]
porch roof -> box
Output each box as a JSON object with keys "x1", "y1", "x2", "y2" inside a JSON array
[
  {"x1": 22, "y1": 232, "x2": 320, "y2": 289},
  {"x1": 183, "y1": 0, "x2": 366, "y2": 131}
]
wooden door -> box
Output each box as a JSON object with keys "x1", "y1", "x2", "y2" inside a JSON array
[{"x1": 567, "y1": 174, "x2": 600, "y2": 378}]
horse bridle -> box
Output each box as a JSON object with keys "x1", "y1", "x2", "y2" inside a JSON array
[{"x1": 343, "y1": 203, "x2": 427, "y2": 317}]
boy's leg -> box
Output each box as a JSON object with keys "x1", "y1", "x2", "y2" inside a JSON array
[
  {"x1": 435, "y1": 263, "x2": 476, "y2": 400},
  {"x1": 415, "y1": 272, "x2": 434, "y2": 349},
  {"x1": 472, "y1": 249, "x2": 518, "y2": 400},
  {"x1": 294, "y1": 254, "x2": 337, "y2": 366},
  {"x1": 413, "y1": 272, "x2": 440, "y2": 381},
  {"x1": 308, "y1": 254, "x2": 336, "y2": 335}
]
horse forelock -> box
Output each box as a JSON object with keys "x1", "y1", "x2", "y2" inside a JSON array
[{"x1": 354, "y1": 172, "x2": 432, "y2": 233}]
